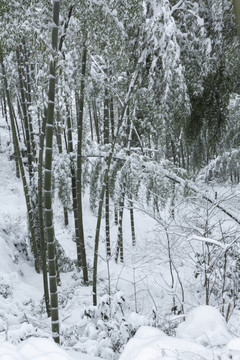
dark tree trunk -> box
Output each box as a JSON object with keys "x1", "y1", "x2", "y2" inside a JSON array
[
  {"x1": 43, "y1": 0, "x2": 61, "y2": 344},
  {"x1": 38, "y1": 107, "x2": 51, "y2": 317},
  {"x1": 76, "y1": 45, "x2": 88, "y2": 283},
  {"x1": 104, "y1": 74, "x2": 111, "y2": 257}
]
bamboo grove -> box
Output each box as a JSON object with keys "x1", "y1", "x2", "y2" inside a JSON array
[{"x1": 1, "y1": 0, "x2": 240, "y2": 343}]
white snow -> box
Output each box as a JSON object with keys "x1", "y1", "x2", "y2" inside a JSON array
[
  {"x1": 226, "y1": 338, "x2": 240, "y2": 360},
  {"x1": 119, "y1": 306, "x2": 237, "y2": 360},
  {"x1": 119, "y1": 325, "x2": 211, "y2": 360},
  {"x1": 0, "y1": 338, "x2": 70, "y2": 360},
  {"x1": 0, "y1": 337, "x2": 100, "y2": 360},
  {"x1": 176, "y1": 305, "x2": 232, "y2": 346},
  {"x1": 1, "y1": 114, "x2": 240, "y2": 360}
]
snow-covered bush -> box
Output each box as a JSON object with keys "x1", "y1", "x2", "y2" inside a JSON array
[{"x1": 61, "y1": 291, "x2": 150, "y2": 359}]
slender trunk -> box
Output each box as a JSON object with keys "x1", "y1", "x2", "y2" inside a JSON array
[
  {"x1": 110, "y1": 96, "x2": 115, "y2": 141},
  {"x1": 76, "y1": 45, "x2": 88, "y2": 282},
  {"x1": 104, "y1": 75, "x2": 111, "y2": 257},
  {"x1": 22, "y1": 39, "x2": 37, "y2": 161},
  {"x1": 180, "y1": 139, "x2": 185, "y2": 169},
  {"x1": 2, "y1": 87, "x2": 11, "y2": 138},
  {"x1": 126, "y1": 110, "x2": 135, "y2": 246},
  {"x1": 92, "y1": 99, "x2": 100, "y2": 143},
  {"x1": 114, "y1": 206, "x2": 118, "y2": 226},
  {"x1": 63, "y1": 208, "x2": 69, "y2": 227},
  {"x1": 43, "y1": 0, "x2": 60, "y2": 344},
  {"x1": 11, "y1": 98, "x2": 21, "y2": 177},
  {"x1": 0, "y1": 95, "x2": 3, "y2": 118},
  {"x1": 105, "y1": 184, "x2": 111, "y2": 257},
  {"x1": 129, "y1": 198, "x2": 136, "y2": 246},
  {"x1": 166, "y1": 231, "x2": 175, "y2": 313},
  {"x1": 16, "y1": 47, "x2": 33, "y2": 180},
  {"x1": 88, "y1": 102, "x2": 94, "y2": 141},
  {"x1": 13, "y1": 108, "x2": 21, "y2": 142},
  {"x1": 56, "y1": 108, "x2": 63, "y2": 153},
  {"x1": 38, "y1": 107, "x2": 51, "y2": 317},
  {"x1": 14, "y1": 143, "x2": 20, "y2": 178},
  {"x1": 17, "y1": 94, "x2": 27, "y2": 146},
  {"x1": 170, "y1": 138, "x2": 176, "y2": 165},
  {"x1": 115, "y1": 185, "x2": 125, "y2": 263}
]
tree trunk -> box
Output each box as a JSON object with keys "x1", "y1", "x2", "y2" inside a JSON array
[
  {"x1": 129, "y1": 198, "x2": 136, "y2": 246},
  {"x1": 43, "y1": 0, "x2": 60, "y2": 344},
  {"x1": 21, "y1": 39, "x2": 36, "y2": 161},
  {"x1": 92, "y1": 99, "x2": 100, "y2": 143},
  {"x1": 88, "y1": 102, "x2": 94, "y2": 141},
  {"x1": 110, "y1": 96, "x2": 115, "y2": 141},
  {"x1": 115, "y1": 184, "x2": 125, "y2": 263},
  {"x1": 76, "y1": 45, "x2": 88, "y2": 283},
  {"x1": 16, "y1": 46, "x2": 33, "y2": 180},
  {"x1": 104, "y1": 74, "x2": 111, "y2": 257},
  {"x1": 38, "y1": 107, "x2": 51, "y2": 317},
  {"x1": 2, "y1": 87, "x2": 12, "y2": 148}
]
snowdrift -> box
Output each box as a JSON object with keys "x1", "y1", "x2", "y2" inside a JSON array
[{"x1": 119, "y1": 306, "x2": 239, "y2": 360}]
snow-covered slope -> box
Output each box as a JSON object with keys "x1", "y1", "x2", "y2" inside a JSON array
[{"x1": 1, "y1": 112, "x2": 240, "y2": 360}]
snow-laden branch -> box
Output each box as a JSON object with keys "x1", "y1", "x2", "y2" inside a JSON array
[
  {"x1": 187, "y1": 235, "x2": 227, "y2": 250},
  {"x1": 162, "y1": 168, "x2": 240, "y2": 226},
  {"x1": 83, "y1": 145, "x2": 240, "y2": 226}
]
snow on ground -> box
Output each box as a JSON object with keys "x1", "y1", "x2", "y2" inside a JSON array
[
  {"x1": 2, "y1": 113, "x2": 240, "y2": 360},
  {"x1": 0, "y1": 307, "x2": 238, "y2": 360},
  {"x1": 0, "y1": 337, "x2": 100, "y2": 360}
]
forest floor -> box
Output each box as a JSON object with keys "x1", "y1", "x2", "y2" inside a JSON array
[{"x1": 1, "y1": 115, "x2": 240, "y2": 359}]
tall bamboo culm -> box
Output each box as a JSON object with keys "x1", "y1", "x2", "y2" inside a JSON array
[
  {"x1": 76, "y1": 44, "x2": 88, "y2": 283},
  {"x1": 43, "y1": 0, "x2": 60, "y2": 344}
]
